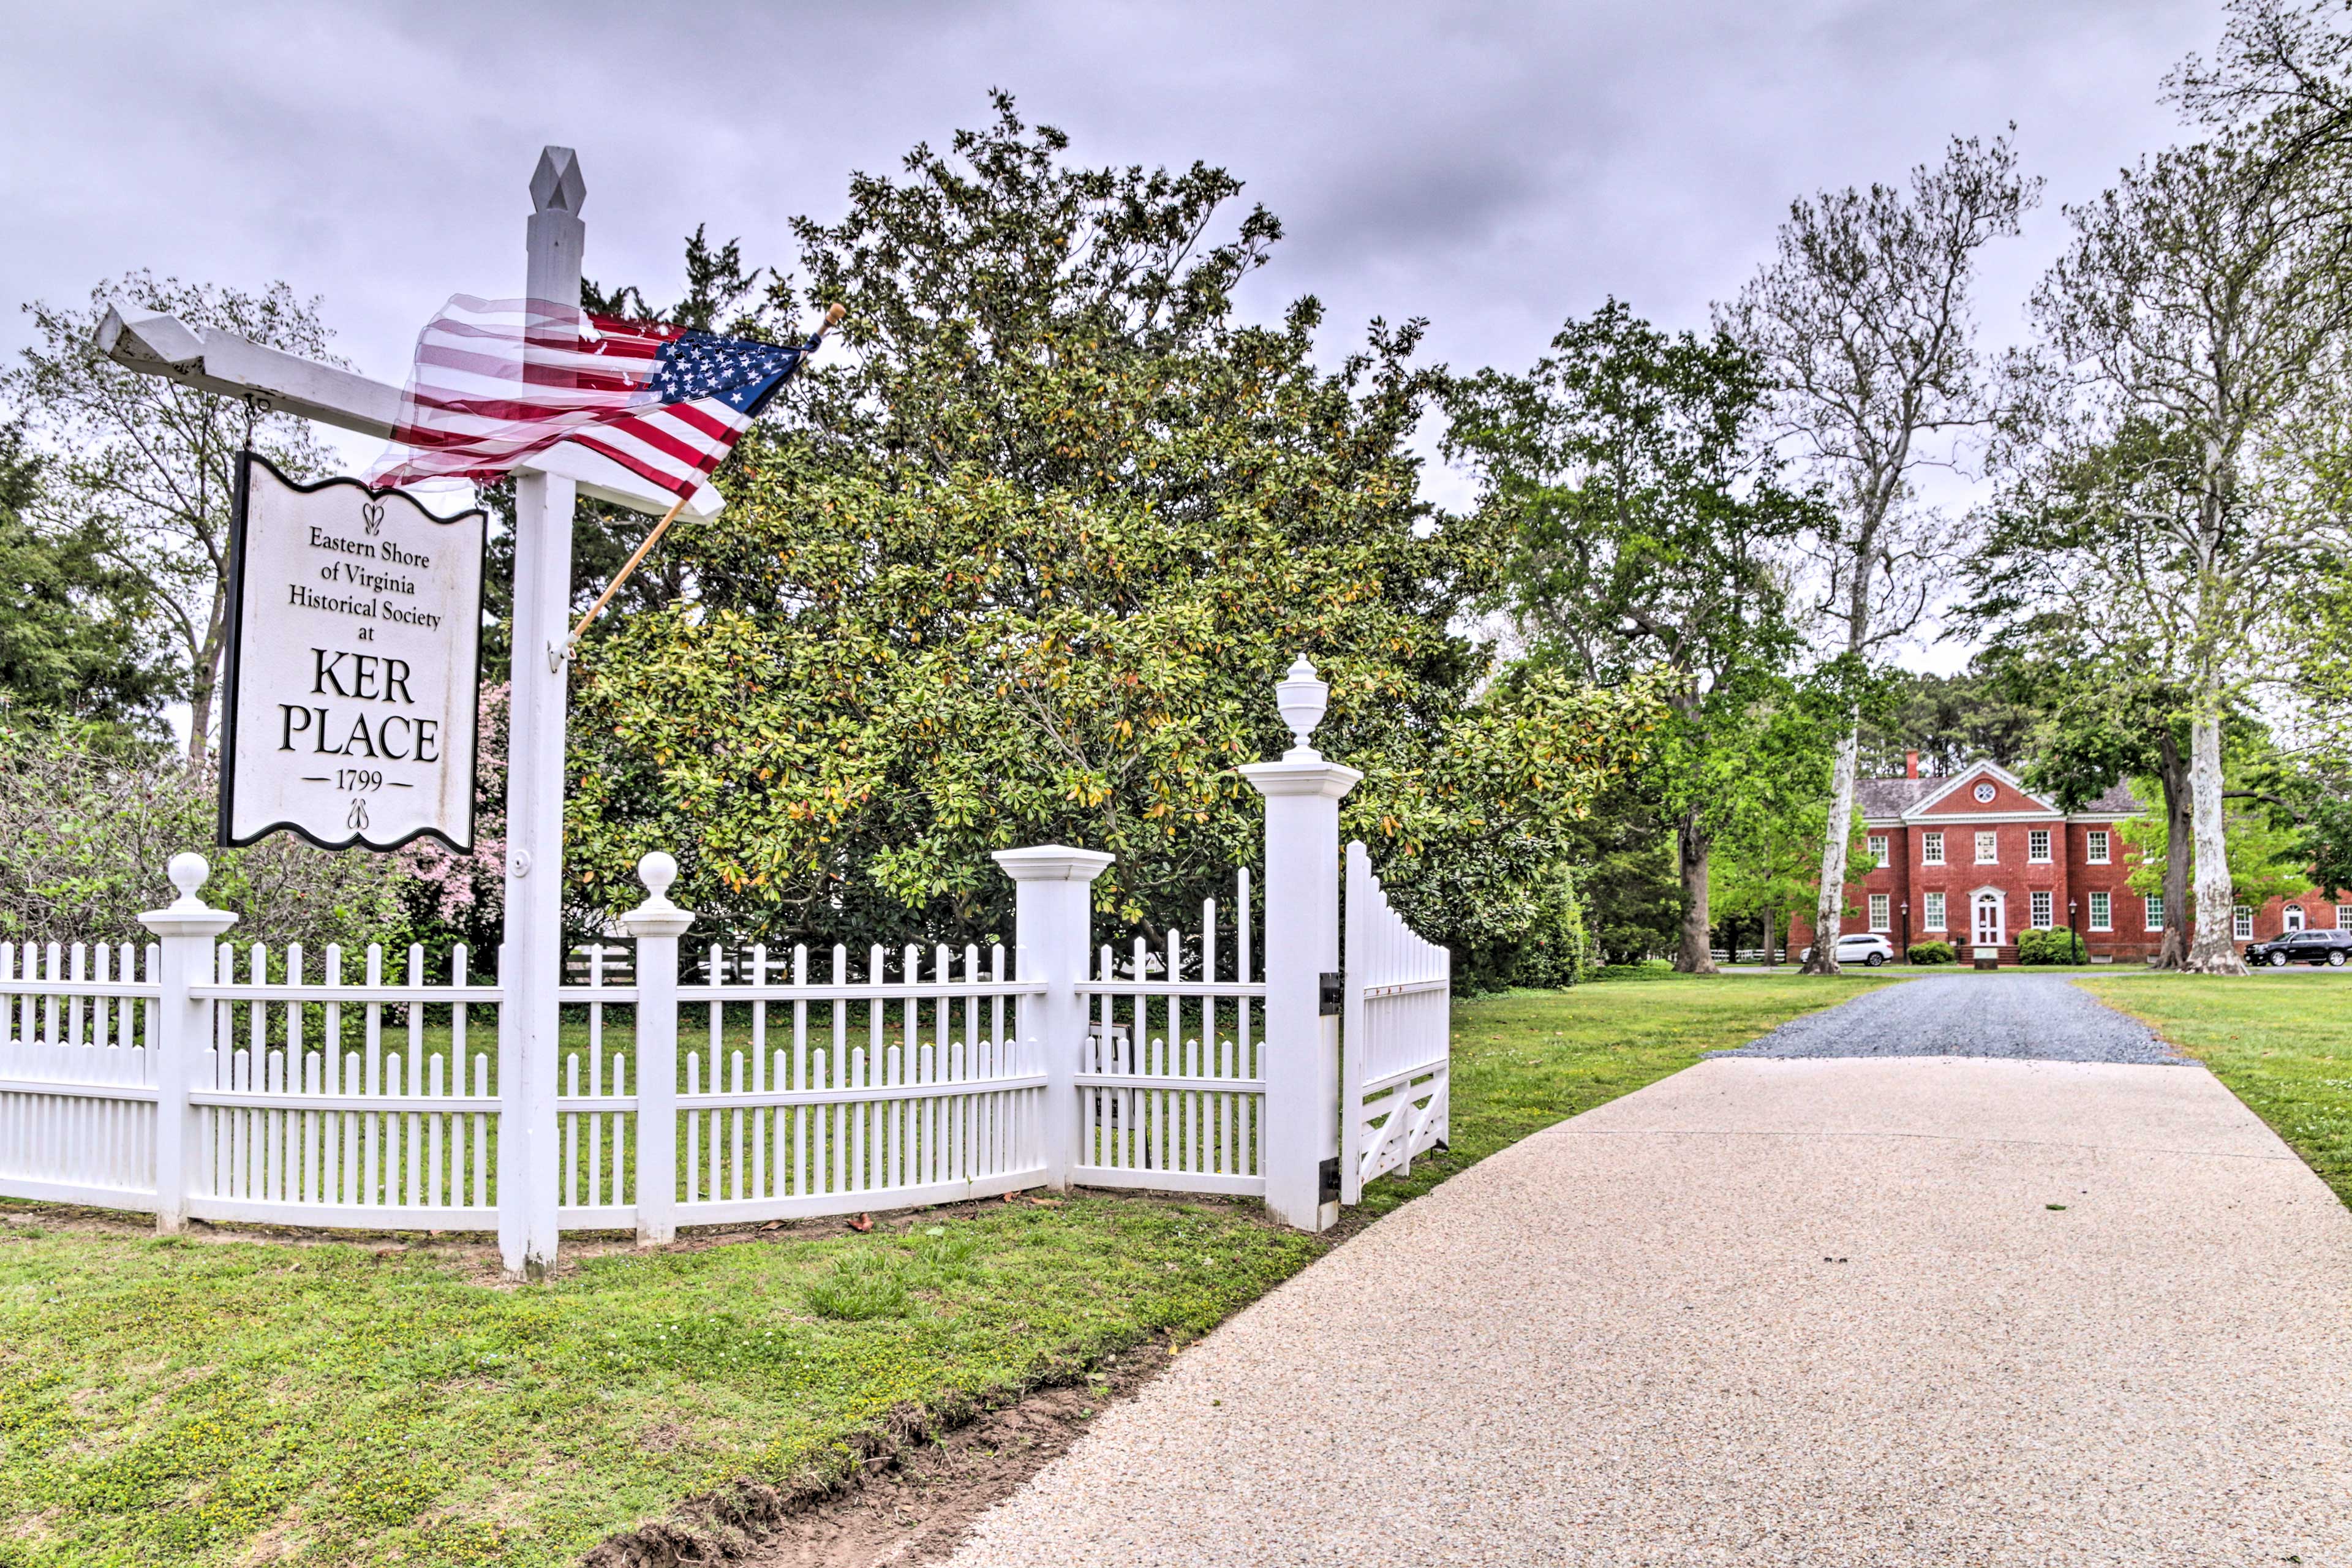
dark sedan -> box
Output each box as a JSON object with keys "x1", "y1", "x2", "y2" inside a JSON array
[{"x1": 2245, "y1": 929, "x2": 2352, "y2": 967}]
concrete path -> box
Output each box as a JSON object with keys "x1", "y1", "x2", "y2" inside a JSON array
[{"x1": 947, "y1": 987, "x2": 2352, "y2": 1566}]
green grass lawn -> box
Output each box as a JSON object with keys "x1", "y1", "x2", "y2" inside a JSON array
[
  {"x1": 0, "y1": 974, "x2": 1887, "y2": 1567},
  {"x1": 2075, "y1": 971, "x2": 2352, "y2": 1208}
]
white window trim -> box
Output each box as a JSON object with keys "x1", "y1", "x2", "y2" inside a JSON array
[
  {"x1": 2030, "y1": 891, "x2": 2053, "y2": 929},
  {"x1": 2234, "y1": 906, "x2": 2254, "y2": 940},
  {"x1": 1922, "y1": 831, "x2": 1944, "y2": 865},
  {"x1": 1869, "y1": 894, "x2": 1891, "y2": 932},
  {"x1": 2145, "y1": 895, "x2": 2164, "y2": 931},
  {"x1": 1868, "y1": 834, "x2": 1890, "y2": 867},
  {"x1": 2089, "y1": 891, "x2": 2111, "y2": 932},
  {"x1": 2087, "y1": 831, "x2": 2111, "y2": 865},
  {"x1": 2028, "y1": 829, "x2": 2051, "y2": 864},
  {"x1": 1924, "y1": 892, "x2": 1946, "y2": 932},
  {"x1": 1975, "y1": 831, "x2": 1999, "y2": 865}
]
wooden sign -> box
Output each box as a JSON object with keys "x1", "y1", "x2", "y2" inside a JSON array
[{"x1": 218, "y1": 453, "x2": 486, "y2": 851}]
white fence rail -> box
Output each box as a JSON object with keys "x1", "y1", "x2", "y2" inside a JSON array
[
  {"x1": 1076, "y1": 872, "x2": 1267, "y2": 1197},
  {"x1": 1340, "y1": 840, "x2": 1451, "y2": 1204}
]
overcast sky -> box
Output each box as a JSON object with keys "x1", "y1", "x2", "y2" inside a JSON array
[{"x1": 2, "y1": 0, "x2": 2230, "y2": 674}]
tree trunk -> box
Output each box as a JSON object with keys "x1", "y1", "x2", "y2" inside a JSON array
[
  {"x1": 1675, "y1": 815, "x2": 1717, "y2": 974},
  {"x1": 186, "y1": 583, "x2": 230, "y2": 764},
  {"x1": 2155, "y1": 731, "x2": 2192, "y2": 970},
  {"x1": 2185, "y1": 713, "x2": 2244, "y2": 974},
  {"x1": 1763, "y1": 905, "x2": 1777, "y2": 968},
  {"x1": 1802, "y1": 719, "x2": 1860, "y2": 974}
]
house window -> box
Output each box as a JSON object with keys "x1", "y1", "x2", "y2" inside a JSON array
[
  {"x1": 2031, "y1": 890, "x2": 2053, "y2": 928},
  {"x1": 2285, "y1": 903, "x2": 2305, "y2": 932},
  {"x1": 1868, "y1": 834, "x2": 1889, "y2": 868},
  {"x1": 2339, "y1": 905, "x2": 2350, "y2": 930},
  {"x1": 1869, "y1": 894, "x2": 1890, "y2": 932},
  {"x1": 2234, "y1": 907, "x2": 2254, "y2": 940},
  {"x1": 1924, "y1": 892, "x2": 1946, "y2": 931},
  {"x1": 2087, "y1": 830, "x2": 2110, "y2": 865},
  {"x1": 1975, "y1": 831, "x2": 1999, "y2": 864},
  {"x1": 1922, "y1": 831, "x2": 1944, "y2": 865},
  {"x1": 2089, "y1": 891, "x2": 2111, "y2": 931},
  {"x1": 2028, "y1": 829, "x2": 2051, "y2": 863},
  {"x1": 2146, "y1": 894, "x2": 2164, "y2": 930}
]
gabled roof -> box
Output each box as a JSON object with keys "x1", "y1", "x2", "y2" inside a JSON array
[
  {"x1": 1856, "y1": 764, "x2": 2145, "y2": 823},
  {"x1": 1905, "y1": 760, "x2": 2051, "y2": 817}
]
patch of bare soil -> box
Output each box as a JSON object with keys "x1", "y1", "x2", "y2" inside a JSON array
[{"x1": 583, "y1": 1336, "x2": 1179, "y2": 1568}]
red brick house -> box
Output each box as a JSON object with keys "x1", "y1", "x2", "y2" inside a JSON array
[{"x1": 1784, "y1": 756, "x2": 2346, "y2": 963}]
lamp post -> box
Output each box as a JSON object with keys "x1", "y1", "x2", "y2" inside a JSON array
[
  {"x1": 1899, "y1": 900, "x2": 1910, "y2": 963},
  {"x1": 2068, "y1": 897, "x2": 2079, "y2": 961}
]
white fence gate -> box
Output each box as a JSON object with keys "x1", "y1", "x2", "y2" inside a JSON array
[
  {"x1": 0, "y1": 661, "x2": 1461, "y2": 1264},
  {"x1": 1339, "y1": 841, "x2": 1452, "y2": 1204}
]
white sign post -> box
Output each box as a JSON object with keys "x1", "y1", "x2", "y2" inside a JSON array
[
  {"x1": 219, "y1": 455, "x2": 484, "y2": 851},
  {"x1": 99, "y1": 146, "x2": 712, "y2": 1280}
]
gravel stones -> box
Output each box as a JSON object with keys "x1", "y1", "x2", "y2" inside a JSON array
[{"x1": 1716, "y1": 973, "x2": 2183, "y2": 1065}]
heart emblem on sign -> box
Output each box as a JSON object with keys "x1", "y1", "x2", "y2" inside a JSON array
[{"x1": 361, "y1": 500, "x2": 385, "y2": 536}]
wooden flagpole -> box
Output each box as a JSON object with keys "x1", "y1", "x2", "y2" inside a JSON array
[
  {"x1": 567, "y1": 304, "x2": 844, "y2": 652},
  {"x1": 569, "y1": 490, "x2": 689, "y2": 646}
]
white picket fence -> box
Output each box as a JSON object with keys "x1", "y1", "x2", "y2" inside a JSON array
[
  {"x1": 0, "y1": 941, "x2": 159, "y2": 1210},
  {"x1": 1340, "y1": 841, "x2": 1451, "y2": 1204},
  {"x1": 0, "y1": 663, "x2": 1455, "y2": 1258},
  {"x1": 1074, "y1": 873, "x2": 1265, "y2": 1196}
]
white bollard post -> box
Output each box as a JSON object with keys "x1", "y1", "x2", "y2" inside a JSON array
[
  {"x1": 138, "y1": 854, "x2": 238, "y2": 1234},
  {"x1": 992, "y1": 845, "x2": 1114, "y2": 1191},
  {"x1": 498, "y1": 147, "x2": 587, "y2": 1281},
  {"x1": 1240, "y1": 657, "x2": 1359, "y2": 1232},
  {"x1": 620, "y1": 853, "x2": 693, "y2": 1245}
]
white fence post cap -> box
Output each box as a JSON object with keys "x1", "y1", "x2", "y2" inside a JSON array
[
  {"x1": 137, "y1": 853, "x2": 239, "y2": 938},
  {"x1": 1238, "y1": 758, "x2": 1363, "y2": 799},
  {"x1": 992, "y1": 845, "x2": 1115, "y2": 883},
  {"x1": 619, "y1": 850, "x2": 695, "y2": 938}
]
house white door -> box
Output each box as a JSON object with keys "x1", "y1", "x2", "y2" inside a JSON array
[{"x1": 1973, "y1": 892, "x2": 2003, "y2": 948}]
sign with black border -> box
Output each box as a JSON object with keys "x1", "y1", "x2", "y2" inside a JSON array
[{"x1": 218, "y1": 452, "x2": 486, "y2": 852}]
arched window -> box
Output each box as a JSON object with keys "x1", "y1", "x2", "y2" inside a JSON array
[{"x1": 2285, "y1": 903, "x2": 2305, "y2": 932}]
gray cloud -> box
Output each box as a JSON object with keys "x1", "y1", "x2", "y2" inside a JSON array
[{"x1": 2, "y1": 0, "x2": 2223, "y2": 587}]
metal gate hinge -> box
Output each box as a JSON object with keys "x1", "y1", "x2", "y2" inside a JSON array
[
  {"x1": 1318, "y1": 1155, "x2": 1341, "y2": 1204},
  {"x1": 1318, "y1": 971, "x2": 1343, "y2": 1016}
]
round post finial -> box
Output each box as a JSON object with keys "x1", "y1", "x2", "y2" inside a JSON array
[
  {"x1": 166, "y1": 853, "x2": 211, "y2": 909},
  {"x1": 637, "y1": 851, "x2": 677, "y2": 901},
  {"x1": 1275, "y1": 654, "x2": 1329, "y2": 759}
]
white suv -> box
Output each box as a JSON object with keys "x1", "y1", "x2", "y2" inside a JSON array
[{"x1": 1798, "y1": 931, "x2": 1895, "y2": 967}]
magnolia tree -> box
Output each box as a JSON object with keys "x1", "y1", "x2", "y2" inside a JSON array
[
  {"x1": 562, "y1": 97, "x2": 1660, "y2": 983},
  {"x1": 1721, "y1": 133, "x2": 2038, "y2": 975}
]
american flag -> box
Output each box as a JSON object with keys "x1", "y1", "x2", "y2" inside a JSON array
[{"x1": 366, "y1": 295, "x2": 825, "y2": 500}]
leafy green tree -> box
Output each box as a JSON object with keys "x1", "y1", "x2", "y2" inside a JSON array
[
  {"x1": 0, "y1": 422, "x2": 170, "y2": 737},
  {"x1": 564, "y1": 96, "x2": 1659, "y2": 980},
  {"x1": 1445, "y1": 301, "x2": 1814, "y2": 972},
  {"x1": 3, "y1": 274, "x2": 338, "y2": 760}
]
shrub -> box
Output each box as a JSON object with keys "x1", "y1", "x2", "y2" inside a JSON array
[
  {"x1": 0, "y1": 718, "x2": 407, "y2": 951},
  {"x1": 1906, "y1": 941, "x2": 1956, "y2": 965},
  {"x1": 2015, "y1": 926, "x2": 2087, "y2": 965}
]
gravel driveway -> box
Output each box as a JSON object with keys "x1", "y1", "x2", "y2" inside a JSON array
[{"x1": 1716, "y1": 973, "x2": 2182, "y2": 1064}]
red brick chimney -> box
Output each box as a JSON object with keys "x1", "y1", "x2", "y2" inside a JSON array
[{"x1": 1905, "y1": 750, "x2": 1920, "y2": 780}]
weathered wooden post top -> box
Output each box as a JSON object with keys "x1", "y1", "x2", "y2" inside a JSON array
[{"x1": 97, "y1": 148, "x2": 683, "y2": 1280}]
